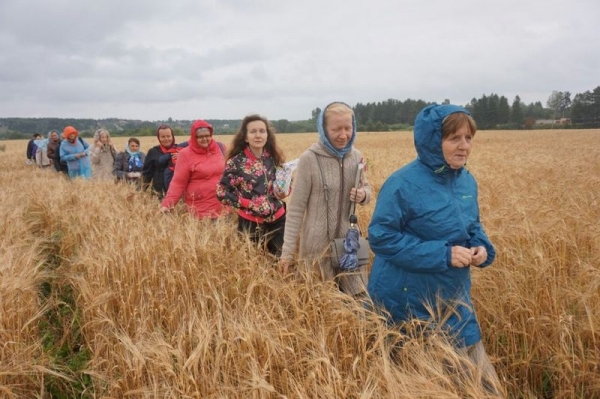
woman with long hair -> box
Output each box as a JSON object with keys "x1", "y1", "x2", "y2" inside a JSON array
[{"x1": 217, "y1": 114, "x2": 288, "y2": 257}]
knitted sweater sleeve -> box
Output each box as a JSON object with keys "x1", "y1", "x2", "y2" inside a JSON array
[{"x1": 280, "y1": 152, "x2": 313, "y2": 260}]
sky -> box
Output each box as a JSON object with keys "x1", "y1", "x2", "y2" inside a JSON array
[{"x1": 0, "y1": 0, "x2": 598, "y2": 121}]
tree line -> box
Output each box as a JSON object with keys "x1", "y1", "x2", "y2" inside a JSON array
[{"x1": 1, "y1": 86, "x2": 598, "y2": 139}]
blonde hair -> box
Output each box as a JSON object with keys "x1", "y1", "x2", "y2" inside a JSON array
[{"x1": 323, "y1": 102, "x2": 354, "y2": 130}]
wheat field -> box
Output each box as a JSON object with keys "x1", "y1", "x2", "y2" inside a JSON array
[{"x1": 1, "y1": 130, "x2": 599, "y2": 398}]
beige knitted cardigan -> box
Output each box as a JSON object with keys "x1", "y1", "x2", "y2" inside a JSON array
[{"x1": 281, "y1": 142, "x2": 371, "y2": 266}]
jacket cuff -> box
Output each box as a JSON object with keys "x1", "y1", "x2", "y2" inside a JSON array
[{"x1": 239, "y1": 197, "x2": 251, "y2": 208}]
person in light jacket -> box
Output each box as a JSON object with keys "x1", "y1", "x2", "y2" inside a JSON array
[
  {"x1": 59, "y1": 126, "x2": 91, "y2": 180},
  {"x1": 89, "y1": 129, "x2": 117, "y2": 180},
  {"x1": 280, "y1": 102, "x2": 371, "y2": 296}
]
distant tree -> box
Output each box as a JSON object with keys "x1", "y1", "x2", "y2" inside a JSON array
[
  {"x1": 570, "y1": 86, "x2": 600, "y2": 126},
  {"x1": 510, "y1": 95, "x2": 524, "y2": 126},
  {"x1": 547, "y1": 91, "x2": 572, "y2": 118},
  {"x1": 272, "y1": 119, "x2": 290, "y2": 133},
  {"x1": 442, "y1": 99, "x2": 450, "y2": 105},
  {"x1": 311, "y1": 108, "x2": 322, "y2": 122},
  {"x1": 523, "y1": 117, "x2": 536, "y2": 129},
  {"x1": 497, "y1": 96, "x2": 510, "y2": 125}
]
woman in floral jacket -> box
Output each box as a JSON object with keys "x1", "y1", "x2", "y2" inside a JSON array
[{"x1": 217, "y1": 114, "x2": 288, "y2": 257}]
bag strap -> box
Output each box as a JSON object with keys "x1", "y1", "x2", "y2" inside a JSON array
[
  {"x1": 314, "y1": 153, "x2": 336, "y2": 241},
  {"x1": 217, "y1": 141, "x2": 225, "y2": 155}
]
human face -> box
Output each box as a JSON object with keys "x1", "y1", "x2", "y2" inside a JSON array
[
  {"x1": 68, "y1": 133, "x2": 76, "y2": 142},
  {"x1": 158, "y1": 128, "x2": 174, "y2": 147},
  {"x1": 129, "y1": 141, "x2": 140, "y2": 152},
  {"x1": 50, "y1": 132, "x2": 58, "y2": 142},
  {"x1": 99, "y1": 133, "x2": 109, "y2": 144},
  {"x1": 196, "y1": 128, "x2": 212, "y2": 148},
  {"x1": 442, "y1": 124, "x2": 473, "y2": 169},
  {"x1": 245, "y1": 120, "x2": 268, "y2": 155},
  {"x1": 325, "y1": 113, "x2": 353, "y2": 149}
]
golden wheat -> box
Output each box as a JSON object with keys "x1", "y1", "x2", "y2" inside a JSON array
[{"x1": 0, "y1": 129, "x2": 598, "y2": 398}]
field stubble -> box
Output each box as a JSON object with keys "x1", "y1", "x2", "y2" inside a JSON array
[{"x1": 0, "y1": 130, "x2": 599, "y2": 398}]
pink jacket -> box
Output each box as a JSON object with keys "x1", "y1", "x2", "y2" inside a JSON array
[{"x1": 161, "y1": 120, "x2": 225, "y2": 219}]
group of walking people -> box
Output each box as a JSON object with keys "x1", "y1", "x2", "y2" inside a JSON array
[{"x1": 27, "y1": 101, "x2": 502, "y2": 393}]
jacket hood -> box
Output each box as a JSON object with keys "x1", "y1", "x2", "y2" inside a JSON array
[
  {"x1": 63, "y1": 126, "x2": 78, "y2": 140},
  {"x1": 414, "y1": 104, "x2": 470, "y2": 173},
  {"x1": 317, "y1": 102, "x2": 356, "y2": 159},
  {"x1": 188, "y1": 120, "x2": 215, "y2": 153}
]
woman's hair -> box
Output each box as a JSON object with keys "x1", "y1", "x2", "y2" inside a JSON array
[
  {"x1": 94, "y1": 128, "x2": 109, "y2": 141},
  {"x1": 156, "y1": 124, "x2": 173, "y2": 136},
  {"x1": 442, "y1": 113, "x2": 477, "y2": 139},
  {"x1": 323, "y1": 102, "x2": 354, "y2": 131},
  {"x1": 227, "y1": 114, "x2": 285, "y2": 166},
  {"x1": 128, "y1": 137, "x2": 140, "y2": 146}
]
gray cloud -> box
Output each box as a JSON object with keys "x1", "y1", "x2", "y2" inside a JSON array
[{"x1": 1, "y1": 0, "x2": 599, "y2": 120}]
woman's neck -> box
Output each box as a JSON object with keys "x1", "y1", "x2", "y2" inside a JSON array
[{"x1": 250, "y1": 147, "x2": 263, "y2": 158}]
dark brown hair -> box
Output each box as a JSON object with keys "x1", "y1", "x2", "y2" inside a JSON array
[{"x1": 227, "y1": 114, "x2": 285, "y2": 166}]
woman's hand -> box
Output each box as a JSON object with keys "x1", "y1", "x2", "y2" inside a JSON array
[
  {"x1": 470, "y1": 246, "x2": 488, "y2": 266},
  {"x1": 278, "y1": 258, "x2": 292, "y2": 275},
  {"x1": 450, "y1": 246, "x2": 472, "y2": 268},
  {"x1": 159, "y1": 206, "x2": 170, "y2": 214},
  {"x1": 350, "y1": 187, "x2": 366, "y2": 203}
]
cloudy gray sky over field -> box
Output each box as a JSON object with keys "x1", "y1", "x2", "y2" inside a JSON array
[{"x1": 0, "y1": 0, "x2": 598, "y2": 121}]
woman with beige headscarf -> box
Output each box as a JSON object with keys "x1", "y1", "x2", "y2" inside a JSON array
[{"x1": 89, "y1": 129, "x2": 117, "y2": 180}]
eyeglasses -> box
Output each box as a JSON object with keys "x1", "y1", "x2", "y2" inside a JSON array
[{"x1": 196, "y1": 128, "x2": 211, "y2": 140}]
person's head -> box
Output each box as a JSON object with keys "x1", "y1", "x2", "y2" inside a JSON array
[
  {"x1": 94, "y1": 129, "x2": 110, "y2": 145},
  {"x1": 156, "y1": 124, "x2": 175, "y2": 148},
  {"x1": 413, "y1": 103, "x2": 474, "y2": 172},
  {"x1": 48, "y1": 130, "x2": 59, "y2": 142},
  {"x1": 63, "y1": 126, "x2": 78, "y2": 142},
  {"x1": 441, "y1": 113, "x2": 477, "y2": 170},
  {"x1": 228, "y1": 114, "x2": 284, "y2": 165},
  {"x1": 317, "y1": 102, "x2": 357, "y2": 158},
  {"x1": 128, "y1": 137, "x2": 140, "y2": 152},
  {"x1": 189, "y1": 120, "x2": 214, "y2": 150}
]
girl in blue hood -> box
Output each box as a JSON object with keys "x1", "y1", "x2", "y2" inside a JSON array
[{"x1": 367, "y1": 104, "x2": 501, "y2": 391}]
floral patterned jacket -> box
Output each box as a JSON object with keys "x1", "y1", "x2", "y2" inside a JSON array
[{"x1": 217, "y1": 147, "x2": 286, "y2": 224}]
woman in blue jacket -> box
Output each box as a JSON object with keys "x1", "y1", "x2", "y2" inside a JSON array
[{"x1": 367, "y1": 104, "x2": 501, "y2": 390}]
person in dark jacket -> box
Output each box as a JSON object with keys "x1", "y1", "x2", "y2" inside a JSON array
[
  {"x1": 142, "y1": 125, "x2": 182, "y2": 199},
  {"x1": 367, "y1": 104, "x2": 501, "y2": 393},
  {"x1": 46, "y1": 130, "x2": 60, "y2": 170},
  {"x1": 217, "y1": 114, "x2": 288, "y2": 257},
  {"x1": 26, "y1": 133, "x2": 41, "y2": 164},
  {"x1": 114, "y1": 137, "x2": 145, "y2": 187}
]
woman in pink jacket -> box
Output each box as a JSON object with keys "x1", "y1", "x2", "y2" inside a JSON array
[{"x1": 159, "y1": 120, "x2": 226, "y2": 219}]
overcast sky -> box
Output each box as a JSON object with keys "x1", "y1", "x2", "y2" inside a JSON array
[{"x1": 0, "y1": 0, "x2": 598, "y2": 121}]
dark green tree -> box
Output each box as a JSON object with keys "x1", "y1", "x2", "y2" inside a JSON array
[{"x1": 510, "y1": 95, "x2": 524, "y2": 126}]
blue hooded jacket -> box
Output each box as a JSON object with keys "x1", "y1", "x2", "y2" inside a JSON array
[{"x1": 367, "y1": 104, "x2": 495, "y2": 347}]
